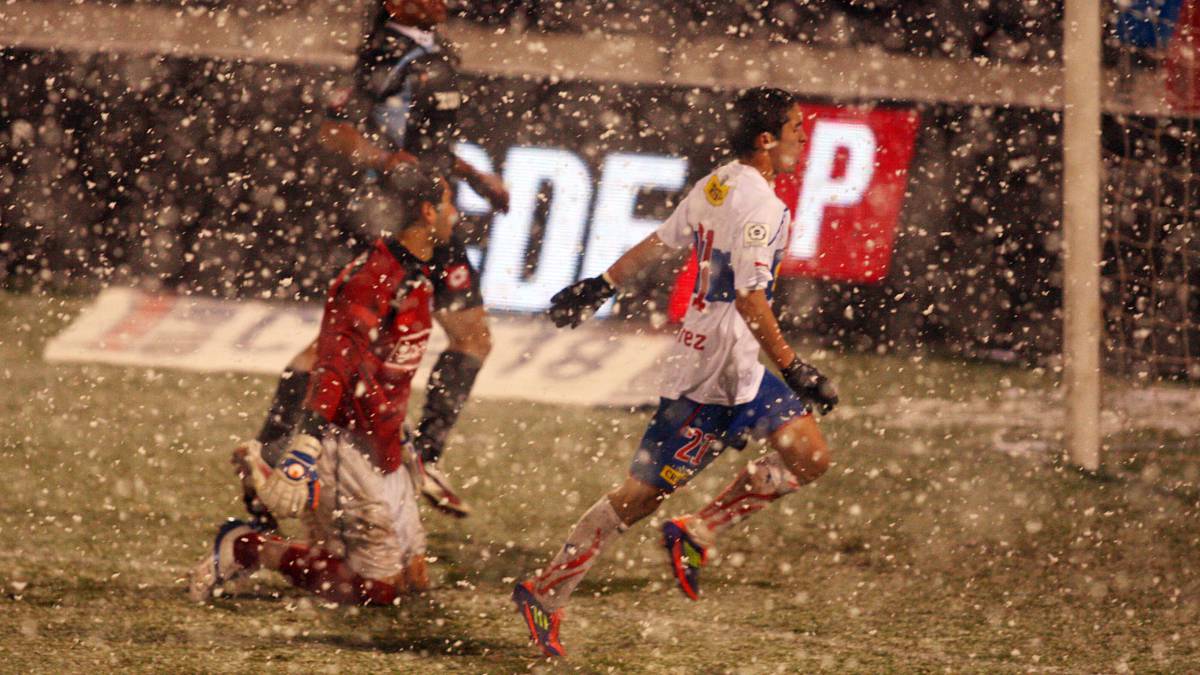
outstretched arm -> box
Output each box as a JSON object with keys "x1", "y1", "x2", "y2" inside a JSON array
[
  {"x1": 547, "y1": 233, "x2": 673, "y2": 328},
  {"x1": 606, "y1": 233, "x2": 672, "y2": 286},
  {"x1": 317, "y1": 119, "x2": 417, "y2": 171},
  {"x1": 318, "y1": 120, "x2": 508, "y2": 211}
]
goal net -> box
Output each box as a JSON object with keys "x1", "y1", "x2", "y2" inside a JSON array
[{"x1": 1102, "y1": 0, "x2": 1200, "y2": 453}]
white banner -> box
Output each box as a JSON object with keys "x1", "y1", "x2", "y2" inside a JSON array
[{"x1": 44, "y1": 288, "x2": 673, "y2": 407}]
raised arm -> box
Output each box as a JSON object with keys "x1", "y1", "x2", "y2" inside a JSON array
[{"x1": 318, "y1": 119, "x2": 417, "y2": 171}]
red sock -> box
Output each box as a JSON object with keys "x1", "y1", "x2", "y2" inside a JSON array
[
  {"x1": 232, "y1": 531, "x2": 265, "y2": 569},
  {"x1": 277, "y1": 546, "x2": 398, "y2": 606}
]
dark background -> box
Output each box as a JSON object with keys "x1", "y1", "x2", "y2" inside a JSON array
[{"x1": 0, "y1": 43, "x2": 1194, "y2": 371}]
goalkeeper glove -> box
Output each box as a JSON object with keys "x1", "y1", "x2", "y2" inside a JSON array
[
  {"x1": 255, "y1": 432, "x2": 322, "y2": 518},
  {"x1": 547, "y1": 274, "x2": 616, "y2": 328},
  {"x1": 781, "y1": 358, "x2": 839, "y2": 415}
]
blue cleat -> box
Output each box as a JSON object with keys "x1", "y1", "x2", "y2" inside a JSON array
[
  {"x1": 662, "y1": 517, "x2": 708, "y2": 601},
  {"x1": 512, "y1": 581, "x2": 566, "y2": 657}
]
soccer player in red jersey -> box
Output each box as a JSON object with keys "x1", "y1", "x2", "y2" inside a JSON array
[
  {"x1": 235, "y1": 0, "x2": 501, "y2": 525},
  {"x1": 190, "y1": 166, "x2": 459, "y2": 606}
]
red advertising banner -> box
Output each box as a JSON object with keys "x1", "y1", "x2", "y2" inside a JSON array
[
  {"x1": 1167, "y1": 0, "x2": 1200, "y2": 111},
  {"x1": 776, "y1": 105, "x2": 920, "y2": 282},
  {"x1": 669, "y1": 105, "x2": 921, "y2": 321}
]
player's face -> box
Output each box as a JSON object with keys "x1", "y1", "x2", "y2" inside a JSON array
[
  {"x1": 769, "y1": 104, "x2": 807, "y2": 174},
  {"x1": 385, "y1": 0, "x2": 447, "y2": 28},
  {"x1": 430, "y1": 183, "x2": 458, "y2": 243}
]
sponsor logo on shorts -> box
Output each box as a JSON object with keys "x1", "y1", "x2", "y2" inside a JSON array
[{"x1": 659, "y1": 465, "x2": 688, "y2": 486}]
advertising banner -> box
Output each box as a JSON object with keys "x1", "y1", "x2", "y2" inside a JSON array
[
  {"x1": 452, "y1": 92, "x2": 920, "y2": 318},
  {"x1": 45, "y1": 288, "x2": 675, "y2": 407}
]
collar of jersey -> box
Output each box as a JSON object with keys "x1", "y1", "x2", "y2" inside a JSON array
[
  {"x1": 384, "y1": 236, "x2": 432, "y2": 269},
  {"x1": 728, "y1": 159, "x2": 774, "y2": 191},
  {"x1": 386, "y1": 22, "x2": 437, "y2": 50}
]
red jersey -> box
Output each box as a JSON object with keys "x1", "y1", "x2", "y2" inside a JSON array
[{"x1": 307, "y1": 237, "x2": 435, "y2": 473}]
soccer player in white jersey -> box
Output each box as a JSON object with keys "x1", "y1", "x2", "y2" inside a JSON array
[{"x1": 511, "y1": 87, "x2": 839, "y2": 657}]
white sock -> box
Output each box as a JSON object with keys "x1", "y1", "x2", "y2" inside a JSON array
[
  {"x1": 532, "y1": 496, "x2": 626, "y2": 612},
  {"x1": 693, "y1": 451, "x2": 800, "y2": 539}
]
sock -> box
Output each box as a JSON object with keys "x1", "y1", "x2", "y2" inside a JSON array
[
  {"x1": 532, "y1": 496, "x2": 626, "y2": 612},
  {"x1": 232, "y1": 531, "x2": 267, "y2": 569},
  {"x1": 255, "y1": 368, "x2": 310, "y2": 446},
  {"x1": 276, "y1": 545, "x2": 400, "y2": 606},
  {"x1": 693, "y1": 452, "x2": 801, "y2": 539},
  {"x1": 415, "y1": 351, "x2": 482, "y2": 463}
]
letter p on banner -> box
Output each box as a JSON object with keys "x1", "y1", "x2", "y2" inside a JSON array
[{"x1": 776, "y1": 106, "x2": 920, "y2": 283}]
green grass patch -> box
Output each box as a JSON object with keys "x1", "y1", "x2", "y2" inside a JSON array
[{"x1": 2, "y1": 290, "x2": 1199, "y2": 672}]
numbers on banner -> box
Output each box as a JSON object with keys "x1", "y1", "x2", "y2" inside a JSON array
[{"x1": 541, "y1": 332, "x2": 623, "y2": 380}]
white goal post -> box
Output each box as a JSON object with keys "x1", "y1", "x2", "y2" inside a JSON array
[{"x1": 1062, "y1": 0, "x2": 1103, "y2": 472}]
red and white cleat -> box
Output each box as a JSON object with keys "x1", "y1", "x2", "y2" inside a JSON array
[{"x1": 419, "y1": 461, "x2": 472, "y2": 518}]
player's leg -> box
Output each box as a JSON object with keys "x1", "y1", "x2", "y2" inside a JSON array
[
  {"x1": 512, "y1": 476, "x2": 662, "y2": 657},
  {"x1": 416, "y1": 239, "x2": 490, "y2": 517},
  {"x1": 663, "y1": 373, "x2": 830, "y2": 599},
  {"x1": 189, "y1": 525, "x2": 419, "y2": 606},
  {"x1": 677, "y1": 417, "x2": 826, "y2": 541},
  {"x1": 195, "y1": 432, "x2": 429, "y2": 605},
  {"x1": 232, "y1": 340, "x2": 318, "y2": 529},
  {"x1": 255, "y1": 340, "x2": 318, "y2": 445},
  {"x1": 513, "y1": 398, "x2": 729, "y2": 656}
]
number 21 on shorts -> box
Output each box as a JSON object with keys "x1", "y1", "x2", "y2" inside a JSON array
[{"x1": 674, "y1": 427, "x2": 717, "y2": 466}]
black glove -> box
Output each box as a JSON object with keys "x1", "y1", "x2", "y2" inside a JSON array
[
  {"x1": 547, "y1": 275, "x2": 616, "y2": 328},
  {"x1": 781, "y1": 358, "x2": 839, "y2": 415}
]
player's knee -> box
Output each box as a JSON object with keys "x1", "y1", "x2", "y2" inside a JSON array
[
  {"x1": 448, "y1": 318, "x2": 491, "y2": 361},
  {"x1": 466, "y1": 324, "x2": 492, "y2": 360},
  {"x1": 608, "y1": 479, "x2": 667, "y2": 524},
  {"x1": 771, "y1": 418, "x2": 831, "y2": 482}
]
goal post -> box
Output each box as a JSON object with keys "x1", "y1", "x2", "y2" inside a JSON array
[{"x1": 1062, "y1": 0, "x2": 1103, "y2": 472}]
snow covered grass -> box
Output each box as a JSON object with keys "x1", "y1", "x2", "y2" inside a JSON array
[{"x1": 3, "y1": 290, "x2": 1200, "y2": 672}]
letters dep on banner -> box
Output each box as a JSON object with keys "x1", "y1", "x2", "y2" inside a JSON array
[{"x1": 453, "y1": 104, "x2": 920, "y2": 317}]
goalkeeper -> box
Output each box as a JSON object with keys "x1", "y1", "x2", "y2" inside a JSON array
[
  {"x1": 189, "y1": 167, "x2": 456, "y2": 606},
  {"x1": 512, "y1": 88, "x2": 839, "y2": 657},
  {"x1": 234, "y1": 0, "x2": 504, "y2": 525}
]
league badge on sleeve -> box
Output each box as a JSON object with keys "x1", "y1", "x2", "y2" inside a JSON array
[
  {"x1": 743, "y1": 222, "x2": 769, "y2": 247},
  {"x1": 704, "y1": 175, "x2": 730, "y2": 206}
]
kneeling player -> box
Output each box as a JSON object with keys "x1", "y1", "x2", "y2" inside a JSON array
[
  {"x1": 190, "y1": 167, "x2": 459, "y2": 605},
  {"x1": 512, "y1": 88, "x2": 839, "y2": 656}
]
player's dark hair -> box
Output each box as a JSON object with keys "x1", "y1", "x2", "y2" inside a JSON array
[
  {"x1": 382, "y1": 164, "x2": 445, "y2": 229},
  {"x1": 728, "y1": 87, "x2": 798, "y2": 157}
]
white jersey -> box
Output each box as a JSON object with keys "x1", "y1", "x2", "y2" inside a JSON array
[{"x1": 655, "y1": 161, "x2": 790, "y2": 406}]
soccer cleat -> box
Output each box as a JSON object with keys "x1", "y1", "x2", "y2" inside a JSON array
[
  {"x1": 419, "y1": 461, "x2": 472, "y2": 518},
  {"x1": 231, "y1": 441, "x2": 279, "y2": 532},
  {"x1": 512, "y1": 581, "x2": 566, "y2": 657},
  {"x1": 188, "y1": 519, "x2": 258, "y2": 601},
  {"x1": 662, "y1": 517, "x2": 709, "y2": 601}
]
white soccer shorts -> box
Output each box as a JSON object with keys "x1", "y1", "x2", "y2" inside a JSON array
[{"x1": 302, "y1": 430, "x2": 425, "y2": 581}]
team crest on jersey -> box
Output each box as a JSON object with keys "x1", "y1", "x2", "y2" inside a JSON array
[
  {"x1": 387, "y1": 330, "x2": 431, "y2": 372},
  {"x1": 444, "y1": 263, "x2": 471, "y2": 291},
  {"x1": 704, "y1": 175, "x2": 730, "y2": 206},
  {"x1": 743, "y1": 222, "x2": 770, "y2": 247}
]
